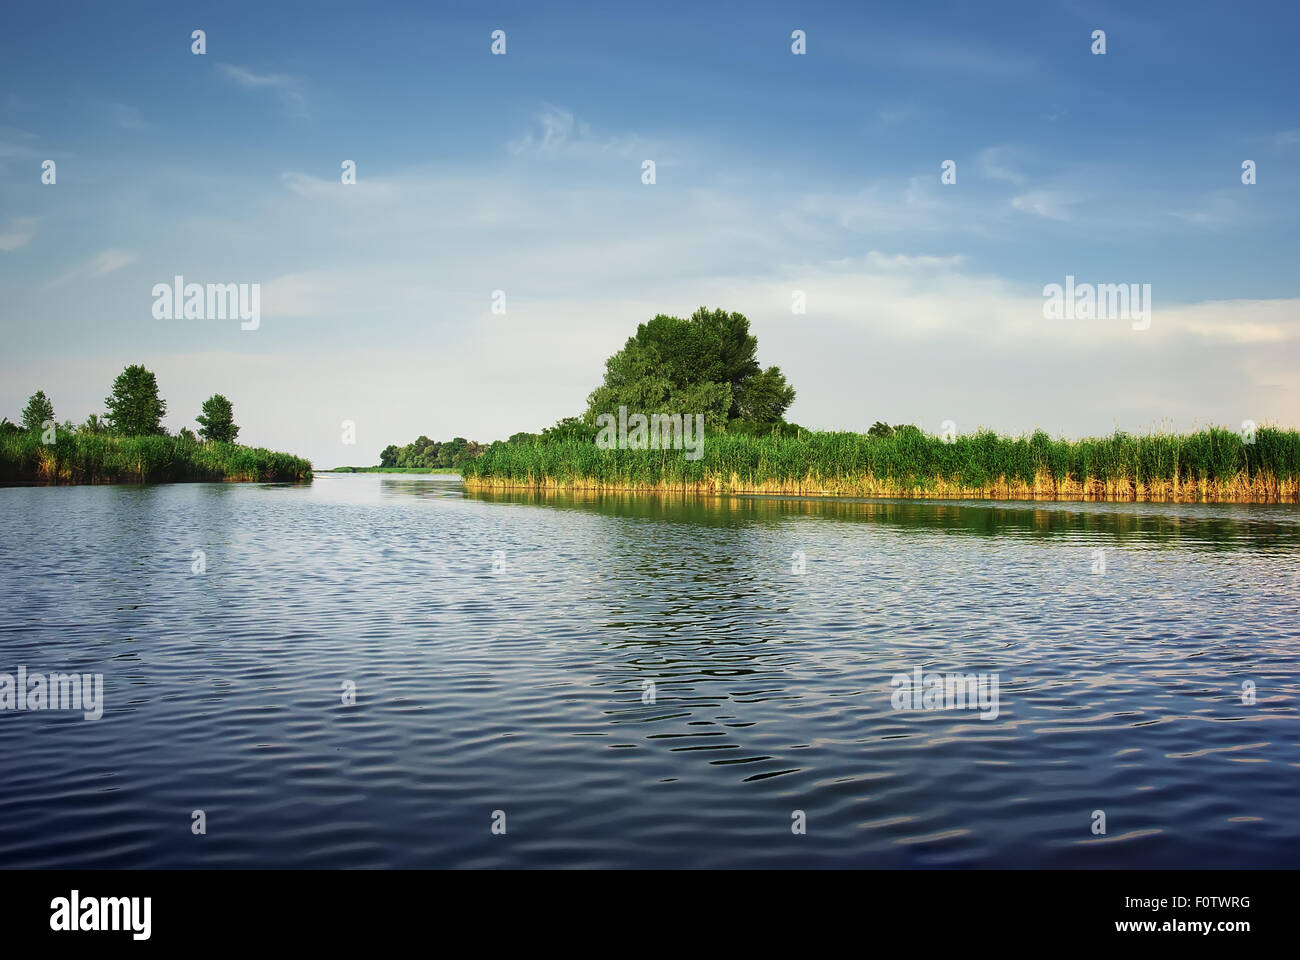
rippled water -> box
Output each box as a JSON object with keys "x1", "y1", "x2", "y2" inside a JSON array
[{"x1": 1, "y1": 475, "x2": 1297, "y2": 868}]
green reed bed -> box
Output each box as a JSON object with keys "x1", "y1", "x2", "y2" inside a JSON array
[
  {"x1": 0, "y1": 430, "x2": 312, "y2": 484},
  {"x1": 462, "y1": 426, "x2": 1300, "y2": 494}
]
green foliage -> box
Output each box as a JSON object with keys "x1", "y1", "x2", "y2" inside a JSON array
[
  {"x1": 330, "y1": 466, "x2": 460, "y2": 474},
  {"x1": 463, "y1": 425, "x2": 1300, "y2": 492},
  {"x1": 380, "y1": 435, "x2": 485, "y2": 469},
  {"x1": 734, "y1": 367, "x2": 796, "y2": 424},
  {"x1": 724, "y1": 419, "x2": 804, "y2": 438},
  {"x1": 584, "y1": 307, "x2": 795, "y2": 428},
  {"x1": 21, "y1": 390, "x2": 54, "y2": 431},
  {"x1": 196, "y1": 394, "x2": 239, "y2": 443},
  {"x1": 105, "y1": 364, "x2": 167, "y2": 436},
  {"x1": 541, "y1": 417, "x2": 598, "y2": 443},
  {"x1": 0, "y1": 428, "x2": 311, "y2": 484}
]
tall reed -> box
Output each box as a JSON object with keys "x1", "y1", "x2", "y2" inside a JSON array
[
  {"x1": 461, "y1": 426, "x2": 1300, "y2": 502},
  {"x1": 0, "y1": 430, "x2": 312, "y2": 484}
]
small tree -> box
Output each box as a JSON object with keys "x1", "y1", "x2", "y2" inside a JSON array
[
  {"x1": 105, "y1": 365, "x2": 167, "y2": 435},
  {"x1": 80, "y1": 413, "x2": 108, "y2": 435},
  {"x1": 21, "y1": 390, "x2": 54, "y2": 431},
  {"x1": 196, "y1": 394, "x2": 239, "y2": 443}
]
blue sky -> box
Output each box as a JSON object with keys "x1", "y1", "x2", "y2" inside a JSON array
[{"x1": 2, "y1": 0, "x2": 1298, "y2": 466}]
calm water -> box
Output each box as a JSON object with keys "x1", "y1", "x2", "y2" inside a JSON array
[{"x1": 1, "y1": 475, "x2": 1298, "y2": 868}]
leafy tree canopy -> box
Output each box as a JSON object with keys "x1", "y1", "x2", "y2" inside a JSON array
[
  {"x1": 105, "y1": 365, "x2": 167, "y2": 436},
  {"x1": 380, "y1": 436, "x2": 484, "y2": 468},
  {"x1": 196, "y1": 394, "x2": 239, "y2": 444},
  {"x1": 584, "y1": 307, "x2": 795, "y2": 429},
  {"x1": 21, "y1": 390, "x2": 54, "y2": 431}
]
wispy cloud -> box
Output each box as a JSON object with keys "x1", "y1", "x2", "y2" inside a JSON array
[
  {"x1": 1011, "y1": 190, "x2": 1077, "y2": 221},
  {"x1": 864, "y1": 250, "x2": 967, "y2": 271},
  {"x1": 218, "y1": 63, "x2": 306, "y2": 117},
  {"x1": 105, "y1": 101, "x2": 148, "y2": 130},
  {"x1": 1170, "y1": 193, "x2": 1241, "y2": 229},
  {"x1": 0, "y1": 217, "x2": 37, "y2": 252},
  {"x1": 0, "y1": 125, "x2": 40, "y2": 159},
  {"x1": 45, "y1": 248, "x2": 137, "y2": 287},
  {"x1": 507, "y1": 103, "x2": 660, "y2": 159},
  {"x1": 977, "y1": 146, "x2": 1028, "y2": 184}
]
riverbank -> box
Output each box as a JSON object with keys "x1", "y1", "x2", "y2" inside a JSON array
[
  {"x1": 461, "y1": 426, "x2": 1300, "y2": 503},
  {"x1": 0, "y1": 432, "x2": 312, "y2": 484}
]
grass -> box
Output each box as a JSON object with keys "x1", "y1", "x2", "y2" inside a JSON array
[
  {"x1": 0, "y1": 430, "x2": 312, "y2": 484},
  {"x1": 461, "y1": 426, "x2": 1300, "y2": 502},
  {"x1": 329, "y1": 466, "x2": 461, "y2": 474}
]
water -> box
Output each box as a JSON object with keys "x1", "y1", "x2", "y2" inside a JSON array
[{"x1": 1, "y1": 475, "x2": 1297, "y2": 868}]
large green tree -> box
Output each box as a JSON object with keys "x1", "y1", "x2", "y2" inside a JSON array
[
  {"x1": 21, "y1": 390, "x2": 54, "y2": 431},
  {"x1": 105, "y1": 364, "x2": 167, "y2": 436},
  {"x1": 584, "y1": 307, "x2": 794, "y2": 427},
  {"x1": 196, "y1": 394, "x2": 239, "y2": 443}
]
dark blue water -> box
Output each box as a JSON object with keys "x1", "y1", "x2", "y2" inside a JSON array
[{"x1": 1, "y1": 475, "x2": 1297, "y2": 867}]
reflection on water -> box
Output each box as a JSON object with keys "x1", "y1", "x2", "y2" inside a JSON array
[{"x1": 0, "y1": 474, "x2": 1297, "y2": 867}]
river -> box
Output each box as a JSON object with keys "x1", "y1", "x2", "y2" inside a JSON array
[{"x1": 1, "y1": 474, "x2": 1296, "y2": 867}]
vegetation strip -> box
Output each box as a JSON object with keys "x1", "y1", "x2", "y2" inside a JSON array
[{"x1": 462, "y1": 427, "x2": 1300, "y2": 503}]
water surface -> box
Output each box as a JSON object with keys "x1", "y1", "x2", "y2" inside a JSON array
[{"x1": 1, "y1": 475, "x2": 1297, "y2": 867}]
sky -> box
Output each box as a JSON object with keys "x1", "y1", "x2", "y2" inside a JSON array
[{"x1": 1, "y1": 0, "x2": 1298, "y2": 467}]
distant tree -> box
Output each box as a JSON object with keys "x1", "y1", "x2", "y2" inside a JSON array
[
  {"x1": 540, "y1": 417, "x2": 597, "y2": 444},
  {"x1": 507, "y1": 431, "x2": 540, "y2": 444},
  {"x1": 105, "y1": 365, "x2": 167, "y2": 436},
  {"x1": 21, "y1": 390, "x2": 54, "y2": 431},
  {"x1": 80, "y1": 413, "x2": 109, "y2": 435},
  {"x1": 178, "y1": 426, "x2": 198, "y2": 443},
  {"x1": 867, "y1": 421, "x2": 894, "y2": 439},
  {"x1": 196, "y1": 394, "x2": 239, "y2": 443},
  {"x1": 381, "y1": 434, "x2": 484, "y2": 468}
]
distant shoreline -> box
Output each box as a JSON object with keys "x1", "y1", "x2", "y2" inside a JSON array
[{"x1": 327, "y1": 466, "x2": 461, "y2": 474}]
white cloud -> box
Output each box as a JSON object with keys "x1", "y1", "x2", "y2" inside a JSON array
[
  {"x1": 0, "y1": 216, "x2": 37, "y2": 251},
  {"x1": 506, "y1": 103, "x2": 662, "y2": 160},
  {"x1": 977, "y1": 146, "x2": 1027, "y2": 184},
  {"x1": 44, "y1": 248, "x2": 137, "y2": 286},
  {"x1": 864, "y1": 250, "x2": 967, "y2": 271},
  {"x1": 1011, "y1": 190, "x2": 1076, "y2": 220},
  {"x1": 89, "y1": 249, "x2": 137, "y2": 276},
  {"x1": 218, "y1": 64, "x2": 306, "y2": 116}
]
